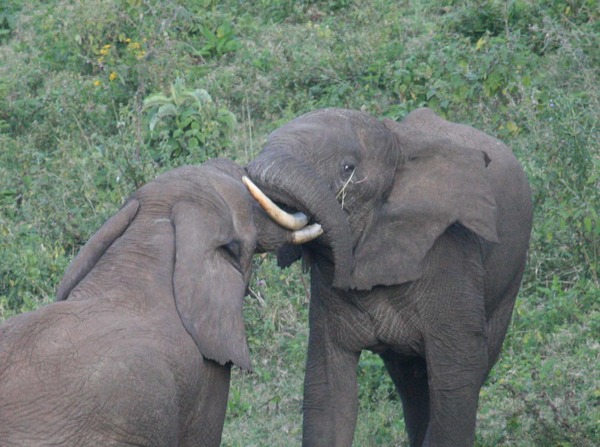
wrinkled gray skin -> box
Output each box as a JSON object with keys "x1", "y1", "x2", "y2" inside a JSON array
[
  {"x1": 246, "y1": 108, "x2": 533, "y2": 447},
  {"x1": 0, "y1": 159, "x2": 294, "y2": 447}
]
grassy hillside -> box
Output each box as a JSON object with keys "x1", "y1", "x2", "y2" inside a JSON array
[{"x1": 1, "y1": 0, "x2": 598, "y2": 445}]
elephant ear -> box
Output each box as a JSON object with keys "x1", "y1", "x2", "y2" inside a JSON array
[
  {"x1": 171, "y1": 201, "x2": 251, "y2": 371},
  {"x1": 351, "y1": 134, "x2": 498, "y2": 291},
  {"x1": 56, "y1": 199, "x2": 140, "y2": 301}
]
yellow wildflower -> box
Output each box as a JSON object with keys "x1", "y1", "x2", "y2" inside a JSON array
[
  {"x1": 136, "y1": 50, "x2": 146, "y2": 60},
  {"x1": 109, "y1": 72, "x2": 118, "y2": 81},
  {"x1": 93, "y1": 80, "x2": 102, "y2": 87},
  {"x1": 99, "y1": 44, "x2": 111, "y2": 56}
]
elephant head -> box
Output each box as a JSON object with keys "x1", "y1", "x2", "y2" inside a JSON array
[
  {"x1": 246, "y1": 108, "x2": 499, "y2": 291},
  {"x1": 54, "y1": 158, "x2": 321, "y2": 370}
]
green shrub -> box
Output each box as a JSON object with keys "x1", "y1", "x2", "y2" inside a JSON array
[{"x1": 142, "y1": 78, "x2": 237, "y2": 165}]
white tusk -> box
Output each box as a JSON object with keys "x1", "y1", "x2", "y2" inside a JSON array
[
  {"x1": 290, "y1": 223, "x2": 323, "y2": 244},
  {"x1": 243, "y1": 176, "x2": 309, "y2": 230}
]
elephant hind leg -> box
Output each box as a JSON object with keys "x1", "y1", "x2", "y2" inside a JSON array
[{"x1": 380, "y1": 352, "x2": 429, "y2": 447}]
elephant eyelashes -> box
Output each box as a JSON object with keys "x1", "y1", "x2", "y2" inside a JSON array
[{"x1": 340, "y1": 163, "x2": 357, "y2": 190}]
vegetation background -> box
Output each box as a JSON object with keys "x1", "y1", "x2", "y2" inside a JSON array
[{"x1": 0, "y1": 0, "x2": 598, "y2": 445}]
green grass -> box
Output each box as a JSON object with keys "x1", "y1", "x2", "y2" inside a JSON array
[{"x1": 1, "y1": 0, "x2": 598, "y2": 445}]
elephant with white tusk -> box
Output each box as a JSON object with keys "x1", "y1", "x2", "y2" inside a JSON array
[
  {"x1": 0, "y1": 158, "x2": 320, "y2": 447},
  {"x1": 245, "y1": 108, "x2": 533, "y2": 447}
]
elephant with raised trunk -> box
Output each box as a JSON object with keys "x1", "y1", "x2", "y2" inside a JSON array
[
  {"x1": 0, "y1": 158, "x2": 320, "y2": 447},
  {"x1": 245, "y1": 108, "x2": 533, "y2": 447}
]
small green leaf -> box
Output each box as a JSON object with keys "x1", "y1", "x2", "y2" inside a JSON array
[
  {"x1": 149, "y1": 114, "x2": 160, "y2": 132},
  {"x1": 156, "y1": 103, "x2": 177, "y2": 119},
  {"x1": 143, "y1": 94, "x2": 171, "y2": 109},
  {"x1": 188, "y1": 137, "x2": 199, "y2": 149},
  {"x1": 506, "y1": 121, "x2": 519, "y2": 135},
  {"x1": 583, "y1": 216, "x2": 593, "y2": 234}
]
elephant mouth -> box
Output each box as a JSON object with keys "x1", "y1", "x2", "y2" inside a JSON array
[{"x1": 242, "y1": 176, "x2": 324, "y2": 244}]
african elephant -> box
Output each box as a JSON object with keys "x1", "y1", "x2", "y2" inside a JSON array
[
  {"x1": 0, "y1": 158, "x2": 320, "y2": 446},
  {"x1": 245, "y1": 108, "x2": 533, "y2": 447}
]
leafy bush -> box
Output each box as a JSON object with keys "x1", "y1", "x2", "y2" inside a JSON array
[{"x1": 143, "y1": 78, "x2": 236, "y2": 165}]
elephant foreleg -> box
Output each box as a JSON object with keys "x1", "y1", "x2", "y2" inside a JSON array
[
  {"x1": 302, "y1": 346, "x2": 361, "y2": 447},
  {"x1": 422, "y1": 329, "x2": 488, "y2": 447},
  {"x1": 381, "y1": 352, "x2": 429, "y2": 447},
  {"x1": 302, "y1": 303, "x2": 361, "y2": 447},
  {"x1": 408, "y1": 227, "x2": 490, "y2": 446}
]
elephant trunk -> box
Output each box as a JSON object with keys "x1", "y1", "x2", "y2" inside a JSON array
[{"x1": 246, "y1": 149, "x2": 353, "y2": 289}]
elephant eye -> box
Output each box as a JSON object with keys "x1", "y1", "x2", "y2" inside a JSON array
[
  {"x1": 219, "y1": 239, "x2": 243, "y2": 269},
  {"x1": 343, "y1": 163, "x2": 355, "y2": 172}
]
